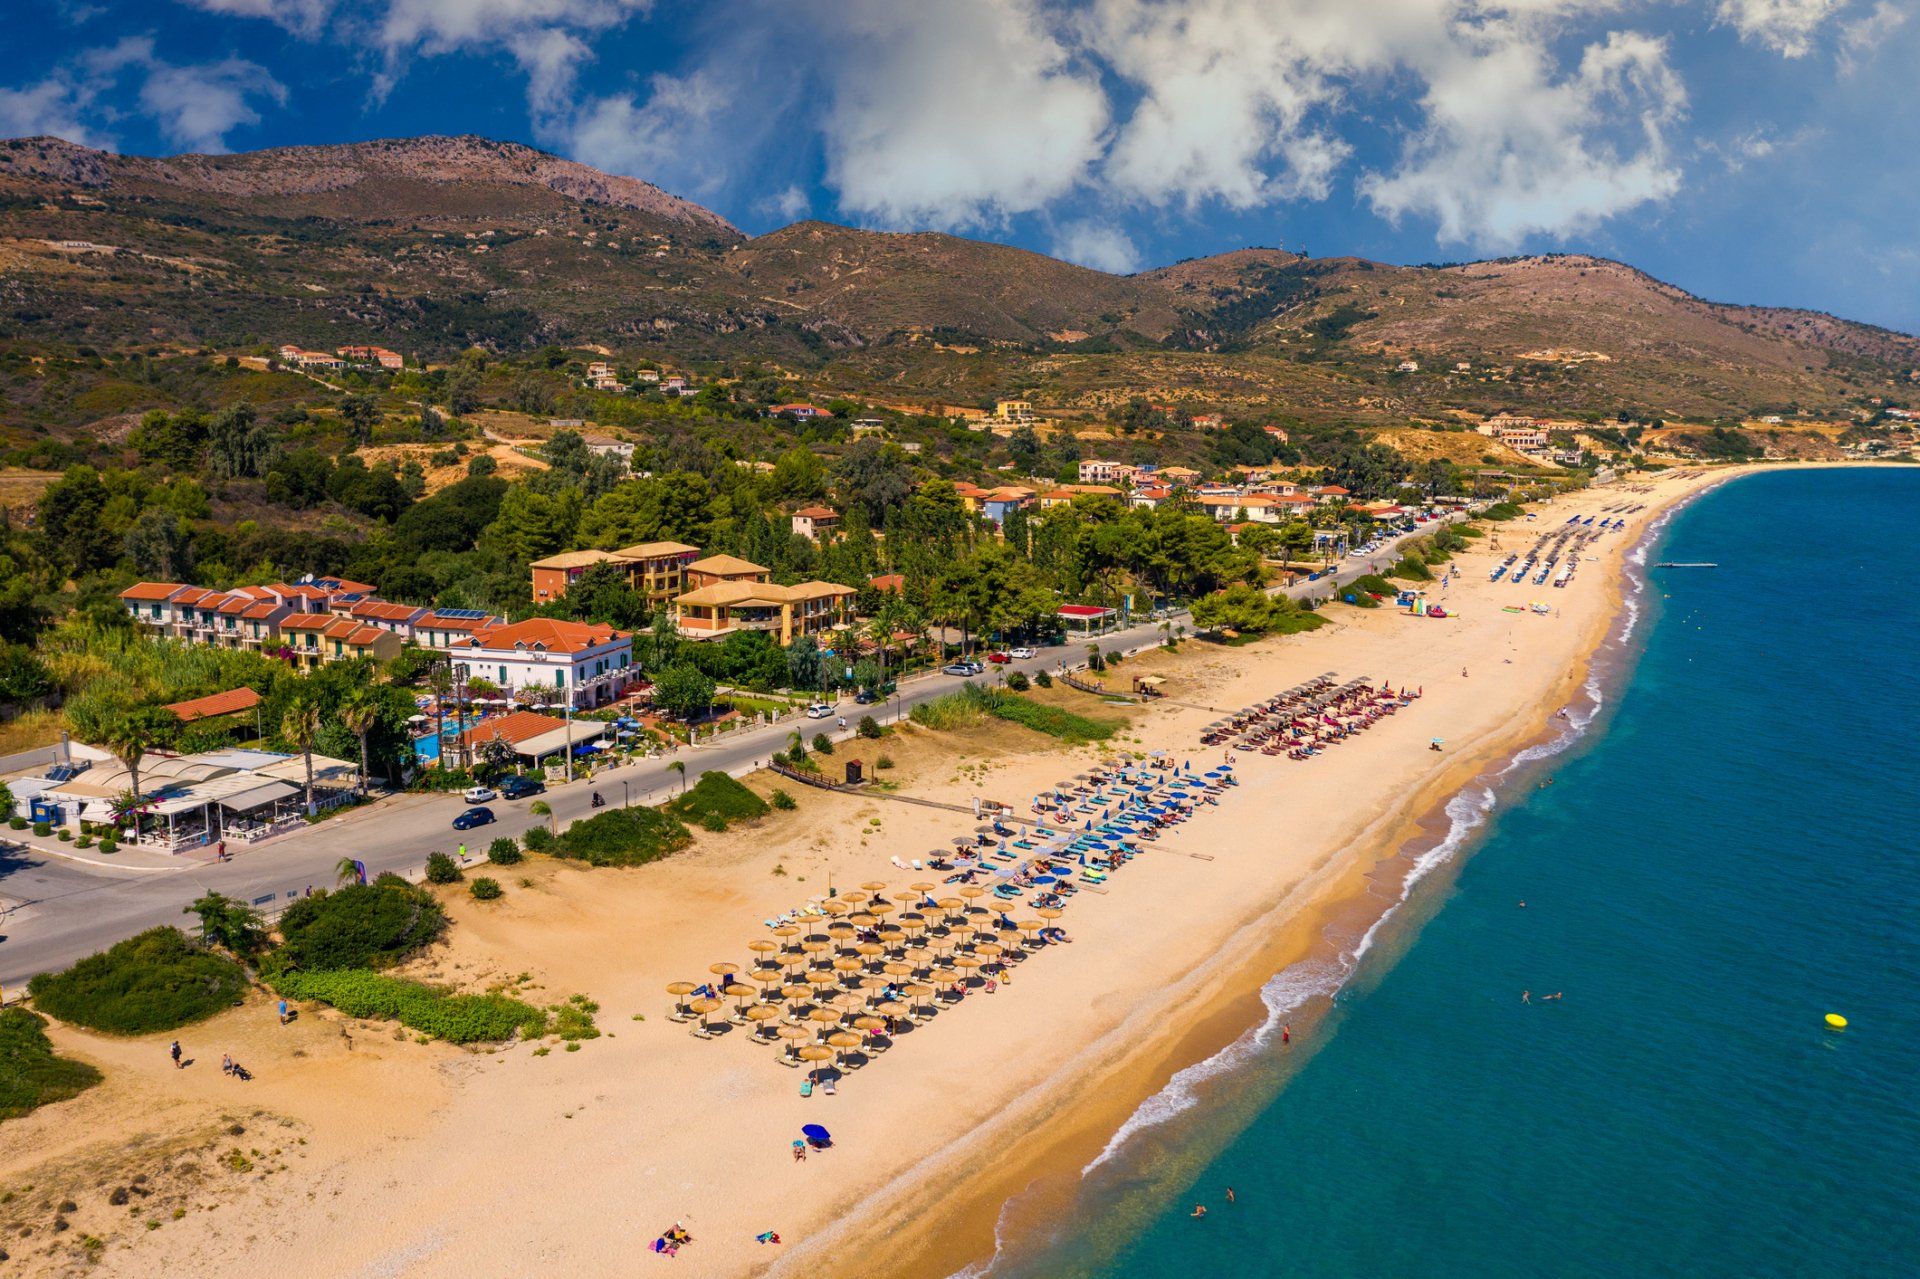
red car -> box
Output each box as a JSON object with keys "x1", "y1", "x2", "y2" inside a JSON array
[{"x1": 986, "y1": 651, "x2": 1012, "y2": 664}]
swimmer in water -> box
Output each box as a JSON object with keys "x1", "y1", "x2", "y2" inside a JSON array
[
  {"x1": 1191, "y1": 1206, "x2": 1208, "y2": 1220},
  {"x1": 1522, "y1": 990, "x2": 1531, "y2": 1004},
  {"x1": 1226, "y1": 1188, "x2": 1236, "y2": 1204}
]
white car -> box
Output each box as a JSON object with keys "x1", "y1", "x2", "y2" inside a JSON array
[
  {"x1": 462, "y1": 785, "x2": 498, "y2": 804},
  {"x1": 804, "y1": 703, "x2": 834, "y2": 719},
  {"x1": 1009, "y1": 647, "x2": 1037, "y2": 660}
]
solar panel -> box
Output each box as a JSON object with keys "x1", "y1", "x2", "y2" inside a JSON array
[
  {"x1": 437, "y1": 608, "x2": 488, "y2": 620},
  {"x1": 45, "y1": 763, "x2": 85, "y2": 782}
]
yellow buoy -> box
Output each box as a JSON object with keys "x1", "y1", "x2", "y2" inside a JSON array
[{"x1": 1824, "y1": 1013, "x2": 1848, "y2": 1030}]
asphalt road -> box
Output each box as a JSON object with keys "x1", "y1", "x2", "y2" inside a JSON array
[{"x1": 0, "y1": 519, "x2": 1454, "y2": 991}]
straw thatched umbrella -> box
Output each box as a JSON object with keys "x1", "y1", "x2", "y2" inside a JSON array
[
  {"x1": 1036, "y1": 906, "x2": 1064, "y2": 919},
  {"x1": 665, "y1": 980, "x2": 699, "y2": 1021},
  {"x1": 831, "y1": 955, "x2": 862, "y2": 974},
  {"x1": 973, "y1": 941, "x2": 1004, "y2": 958},
  {"x1": 687, "y1": 997, "x2": 722, "y2": 1038},
  {"x1": 807, "y1": 969, "x2": 839, "y2": 988},
  {"x1": 797, "y1": 1044, "x2": 833, "y2": 1077},
  {"x1": 861, "y1": 880, "x2": 888, "y2": 894},
  {"x1": 745, "y1": 1004, "x2": 780, "y2": 1042},
  {"x1": 868, "y1": 901, "x2": 896, "y2": 917},
  {"x1": 826, "y1": 1030, "x2": 862, "y2": 1049},
  {"x1": 883, "y1": 961, "x2": 913, "y2": 977},
  {"x1": 721, "y1": 982, "x2": 756, "y2": 1021},
  {"x1": 848, "y1": 912, "x2": 879, "y2": 927},
  {"x1": 748, "y1": 939, "x2": 778, "y2": 959},
  {"x1": 958, "y1": 886, "x2": 986, "y2": 902},
  {"x1": 908, "y1": 881, "x2": 936, "y2": 895},
  {"x1": 820, "y1": 898, "x2": 852, "y2": 916},
  {"x1": 903, "y1": 983, "x2": 935, "y2": 1020}
]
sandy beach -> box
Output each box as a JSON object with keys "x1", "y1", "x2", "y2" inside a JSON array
[{"x1": 3, "y1": 465, "x2": 1734, "y2": 1278}]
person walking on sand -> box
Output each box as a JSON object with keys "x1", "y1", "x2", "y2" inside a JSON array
[
  {"x1": 1282, "y1": 1024, "x2": 1291, "y2": 1045},
  {"x1": 170, "y1": 1040, "x2": 182, "y2": 1069},
  {"x1": 278, "y1": 998, "x2": 289, "y2": 1025}
]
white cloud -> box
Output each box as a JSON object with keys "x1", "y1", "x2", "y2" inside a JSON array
[
  {"x1": 562, "y1": 70, "x2": 730, "y2": 195},
  {"x1": 1362, "y1": 28, "x2": 1687, "y2": 248},
  {"x1": 1838, "y1": 1, "x2": 1908, "y2": 71},
  {"x1": 1714, "y1": 0, "x2": 1848, "y2": 57},
  {"x1": 181, "y1": 0, "x2": 338, "y2": 38},
  {"x1": 809, "y1": 0, "x2": 1110, "y2": 229},
  {"x1": 1049, "y1": 219, "x2": 1142, "y2": 273},
  {"x1": 138, "y1": 56, "x2": 287, "y2": 152},
  {"x1": 0, "y1": 76, "x2": 106, "y2": 146},
  {"x1": 766, "y1": 184, "x2": 810, "y2": 221}
]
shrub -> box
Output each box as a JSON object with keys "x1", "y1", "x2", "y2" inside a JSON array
[
  {"x1": 33, "y1": 822, "x2": 51, "y2": 837},
  {"x1": 522, "y1": 825, "x2": 554, "y2": 851},
  {"x1": 912, "y1": 684, "x2": 1117, "y2": 743},
  {"x1": 269, "y1": 880, "x2": 446, "y2": 973},
  {"x1": 667, "y1": 772, "x2": 770, "y2": 830},
  {"x1": 1388, "y1": 552, "x2": 1434, "y2": 582},
  {"x1": 28, "y1": 927, "x2": 246, "y2": 1035},
  {"x1": 0, "y1": 1008, "x2": 103, "y2": 1120},
  {"x1": 56, "y1": 829, "x2": 71, "y2": 841},
  {"x1": 75, "y1": 835, "x2": 92, "y2": 848},
  {"x1": 270, "y1": 970, "x2": 545, "y2": 1044},
  {"x1": 425, "y1": 852, "x2": 462, "y2": 884},
  {"x1": 551, "y1": 993, "x2": 600, "y2": 1040},
  {"x1": 1349, "y1": 573, "x2": 1399, "y2": 598},
  {"x1": 469, "y1": 877, "x2": 503, "y2": 901},
  {"x1": 1034, "y1": 671, "x2": 1053, "y2": 688},
  {"x1": 487, "y1": 837, "x2": 522, "y2": 866},
  {"x1": 550, "y1": 805, "x2": 691, "y2": 868},
  {"x1": 856, "y1": 715, "x2": 882, "y2": 739},
  {"x1": 98, "y1": 839, "x2": 117, "y2": 853},
  {"x1": 812, "y1": 733, "x2": 833, "y2": 755},
  {"x1": 1105, "y1": 650, "x2": 1124, "y2": 666},
  {"x1": 876, "y1": 755, "x2": 895, "y2": 770},
  {"x1": 1005, "y1": 671, "x2": 1030, "y2": 691},
  {"x1": 8, "y1": 816, "x2": 26, "y2": 830},
  {"x1": 770, "y1": 788, "x2": 797, "y2": 811}
]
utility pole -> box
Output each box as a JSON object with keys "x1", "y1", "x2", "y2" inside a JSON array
[{"x1": 563, "y1": 668, "x2": 574, "y2": 784}]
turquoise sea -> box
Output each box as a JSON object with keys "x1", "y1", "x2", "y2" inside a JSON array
[{"x1": 969, "y1": 468, "x2": 1920, "y2": 1279}]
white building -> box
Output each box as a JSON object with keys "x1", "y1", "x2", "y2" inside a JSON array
[{"x1": 449, "y1": 618, "x2": 635, "y2": 710}]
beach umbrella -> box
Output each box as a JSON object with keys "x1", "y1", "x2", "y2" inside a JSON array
[
  {"x1": 852, "y1": 1014, "x2": 886, "y2": 1031},
  {"x1": 826, "y1": 1031, "x2": 862, "y2": 1049},
  {"x1": 868, "y1": 901, "x2": 896, "y2": 917},
  {"x1": 780, "y1": 982, "x2": 812, "y2": 1002},
  {"x1": 958, "y1": 886, "x2": 986, "y2": 901},
  {"x1": 952, "y1": 955, "x2": 983, "y2": 971},
  {"x1": 797, "y1": 1045, "x2": 833, "y2": 1063},
  {"x1": 709, "y1": 962, "x2": 740, "y2": 978},
  {"x1": 861, "y1": 880, "x2": 888, "y2": 893},
  {"x1": 777, "y1": 1024, "x2": 810, "y2": 1041},
  {"x1": 974, "y1": 942, "x2": 1005, "y2": 957},
  {"x1": 928, "y1": 965, "x2": 959, "y2": 983},
  {"x1": 807, "y1": 1007, "x2": 842, "y2": 1026},
  {"x1": 722, "y1": 982, "x2": 755, "y2": 1001},
  {"x1": 877, "y1": 926, "x2": 905, "y2": 943},
  {"x1": 827, "y1": 920, "x2": 856, "y2": 935},
  {"x1": 807, "y1": 970, "x2": 839, "y2": 988},
  {"x1": 749, "y1": 939, "x2": 777, "y2": 955},
  {"x1": 802, "y1": 1123, "x2": 833, "y2": 1148},
  {"x1": 883, "y1": 961, "x2": 913, "y2": 977},
  {"x1": 856, "y1": 942, "x2": 885, "y2": 957},
  {"x1": 908, "y1": 881, "x2": 935, "y2": 893},
  {"x1": 848, "y1": 912, "x2": 879, "y2": 927},
  {"x1": 1037, "y1": 906, "x2": 1064, "y2": 919},
  {"x1": 832, "y1": 955, "x2": 862, "y2": 973},
  {"x1": 665, "y1": 980, "x2": 698, "y2": 1020},
  {"x1": 841, "y1": 891, "x2": 871, "y2": 905}
]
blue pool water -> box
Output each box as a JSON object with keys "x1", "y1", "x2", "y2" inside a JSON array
[{"x1": 980, "y1": 468, "x2": 1920, "y2": 1279}]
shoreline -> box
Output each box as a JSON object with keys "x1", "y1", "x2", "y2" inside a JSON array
[
  {"x1": 6, "y1": 463, "x2": 1815, "y2": 1279},
  {"x1": 776, "y1": 466, "x2": 1744, "y2": 1279}
]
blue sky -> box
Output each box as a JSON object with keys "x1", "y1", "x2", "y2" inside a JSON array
[{"x1": 4, "y1": 0, "x2": 1917, "y2": 333}]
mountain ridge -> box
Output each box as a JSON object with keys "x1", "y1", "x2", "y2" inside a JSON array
[{"x1": 1, "y1": 134, "x2": 1914, "y2": 422}]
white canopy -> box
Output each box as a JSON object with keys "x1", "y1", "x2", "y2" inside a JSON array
[{"x1": 512, "y1": 721, "x2": 607, "y2": 758}]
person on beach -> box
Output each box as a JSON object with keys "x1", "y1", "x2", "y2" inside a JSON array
[
  {"x1": 170, "y1": 1040, "x2": 182, "y2": 1069},
  {"x1": 278, "y1": 998, "x2": 290, "y2": 1025},
  {"x1": 793, "y1": 1141, "x2": 806, "y2": 1163},
  {"x1": 222, "y1": 1053, "x2": 233, "y2": 1075}
]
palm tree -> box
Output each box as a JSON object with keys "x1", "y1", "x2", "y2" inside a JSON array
[
  {"x1": 666, "y1": 759, "x2": 686, "y2": 794},
  {"x1": 282, "y1": 694, "x2": 323, "y2": 814},
  {"x1": 334, "y1": 856, "x2": 361, "y2": 887},
  {"x1": 338, "y1": 691, "x2": 380, "y2": 798},
  {"x1": 100, "y1": 705, "x2": 179, "y2": 841}
]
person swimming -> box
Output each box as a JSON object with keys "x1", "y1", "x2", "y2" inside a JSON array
[{"x1": 1191, "y1": 1205, "x2": 1208, "y2": 1219}]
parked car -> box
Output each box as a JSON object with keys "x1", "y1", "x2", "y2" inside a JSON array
[
  {"x1": 462, "y1": 785, "x2": 498, "y2": 804},
  {"x1": 853, "y1": 689, "x2": 878, "y2": 705},
  {"x1": 986, "y1": 651, "x2": 1012, "y2": 664},
  {"x1": 499, "y1": 776, "x2": 545, "y2": 800},
  {"x1": 805, "y1": 702, "x2": 834, "y2": 719},
  {"x1": 1009, "y1": 646, "x2": 1037, "y2": 660},
  {"x1": 943, "y1": 662, "x2": 982, "y2": 677},
  {"x1": 452, "y1": 806, "x2": 496, "y2": 831}
]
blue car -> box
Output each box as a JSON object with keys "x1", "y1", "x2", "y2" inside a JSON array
[{"x1": 452, "y1": 806, "x2": 496, "y2": 831}]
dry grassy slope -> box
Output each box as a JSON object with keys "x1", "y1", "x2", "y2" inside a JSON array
[
  {"x1": 723, "y1": 222, "x2": 1179, "y2": 343},
  {"x1": 1373, "y1": 428, "x2": 1542, "y2": 468}
]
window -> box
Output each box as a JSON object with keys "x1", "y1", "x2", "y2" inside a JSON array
[{"x1": 499, "y1": 665, "x2": 508, "y2": 684}]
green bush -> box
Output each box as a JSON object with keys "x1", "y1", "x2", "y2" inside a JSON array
[
  {"x1": 0, "y1": 1008, "x2": 102, "y2": 1120},
  {"x1": 75, "y1": 835, "x2": 93, "y2": 849},
  {"x1": 28, "y1": 927, "x2": 246, "y2": 1035},
  {"x1": 8, "y1": 816, "x2": 26, "y2": 830},
  {"x1": 770, "y1": 788, "x2": 797, "y2": 811},
  {"x1": 551, "y1": 993, "x2": 600, "y2": 1041},
  {"x1": 98, "y1": 839, "x2": 117, "y2": 853},
  {"x1": 56, "y1": 829, "x2": 71, "y2": 841},
  {"x1": 32, "y1": 822, "x2": 51, "y2": 837},
  {"x1": 522, "y1": 825, "x2": 554, "y2": 851},
  {"x1": 1349, "y1": 573, "x2": 1399, "y2": 598},
  {"x1": 856, "y1": 715, "x2": 882, "y2": 739},
  {"x1": 913, "y1": 684, "x2": 1117, "y2": 744},
  {"x1": 666, "y1": 772, "x2": 769, "y2": 830},
  {"x1": 469, "y1": 877, "x2": 503, "y2": 901},
  {"x1": 1005, "y1": 671, "x2": 1030, "y2": 691},
  {"x1": 876, "y1": 755, "x2": 895, "y2": 770},
  {"x1": 270, "y1": 970, "x2": 544, "y2": 1044},
  {"x1": 1034, "y1": 671, "x2": 1053, "y2": 688},
  {"x1": 269, "y1": 880, "x2": 446, "y2": 973},
  {"x1": 550, "y1": 805, "x2": 691, "y2": 868},
  {"x1": 487, "y1": 837, "x2": 522, "y2": 866},
  {"x1": 425, "y1": 852, "x2": 462, "y2": 884},
  {"x1": 1388, "y1": 552, "x2": 1434, "y2": 582},
  {"x1": 812, "y1": 733, "x2": 833, "y2": 755}
]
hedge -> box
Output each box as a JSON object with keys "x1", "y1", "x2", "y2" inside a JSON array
[
  {"x1": 0, "y1": 1007, "x2": 103, "y2": 1119},
  {"x1": 27, "y1": 927, "x2": 247, "y2": 1035},
  {"x1": 271, "y1": 970, "x2": 546, "y2": 1044}
]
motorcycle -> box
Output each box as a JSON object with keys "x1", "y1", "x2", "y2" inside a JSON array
[{"x1": 590, "y1": 791, "x2": 605, "y2": 808}]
